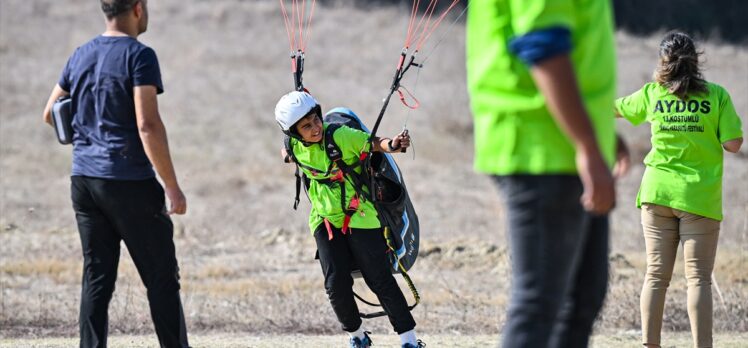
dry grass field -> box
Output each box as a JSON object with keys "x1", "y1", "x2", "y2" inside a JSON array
[
  {"x1": 1, "y1": 0, "x2": 747, "y2": 346},
  {"x1": 3, "y1": 332, "x2": 748, "y2": 348}
]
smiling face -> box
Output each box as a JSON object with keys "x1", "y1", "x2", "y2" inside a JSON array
[{"x1": 294, "y1": 112, "x2": 323, "y2": 143}]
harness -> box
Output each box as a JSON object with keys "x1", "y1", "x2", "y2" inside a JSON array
[
  {"x1": 285, "y1": 124, "x2": 370, "y2": 240},
  {"x1": 285, "y1": 121, "x2": 422, "y2": 318},
  {"x1": 278, "y1": 0, "x2": 468, "y2": 320}
]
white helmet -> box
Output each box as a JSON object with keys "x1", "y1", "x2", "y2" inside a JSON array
[{"x1": 274, "y1": 91, "x2": 321, "y2": 135}]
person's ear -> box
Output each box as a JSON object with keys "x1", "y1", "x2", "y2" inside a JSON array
[{"x1": 133, "y1": 1, "x2": 143, "y2": 19}]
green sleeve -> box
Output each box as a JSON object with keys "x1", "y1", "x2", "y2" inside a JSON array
[
  {"x1": 509, "y1": 0, "x2": 575, "y2": 35},
  {"x1": 717, "y1": 87, "x2": 743, "y2": 143},
  {"x1": 615, "y1": 86, "x2": 649, "y2": 126},
  {"x1": 333, "y1": 126, "x2": 371, "y2": 159}
]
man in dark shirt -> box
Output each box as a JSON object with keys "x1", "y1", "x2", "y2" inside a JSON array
[{"x1": 42, "y1": 1, "x2": 189, "y2": 347}]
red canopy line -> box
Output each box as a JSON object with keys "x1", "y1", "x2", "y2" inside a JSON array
[
  {"x1": 415, "y1": 0, "x2": 461, "y2": 51},
  {"x1": 374, "y1": 0, "x2": 464, "y2": 136},
  {"x1": 410, "y1": 0, "x2": 438, "y2": 51},
  {"x1": 399, "y1": 0, "x2": 461, "y2": 69},
  {"x1": 404, "y1": 0, "x2": 421, "y2": 48},
  {"x1": 280, "y1": 0, "x2": 316, "y2": 90},
  {"x1": 279, "y1": 0, "x2": 316, "y2": 66}
]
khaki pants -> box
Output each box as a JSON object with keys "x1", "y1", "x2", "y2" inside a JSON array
[{"x1": 640, "y1": 203, "x2": 720, "y2": 348}]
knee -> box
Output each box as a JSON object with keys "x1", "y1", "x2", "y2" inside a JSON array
[
  {"x1": 508, "y1": 292, "x2": 563, "y2": 321},
  {"x1": 145, "y1": 266, "x2": 181, "y2": 296},
  {"x1": 81, "y1": 265, "x2": 118, "y2": 299},
  {"x1": 576, "y1": 287, "x2": 607, "y2": 321},
  {"x1": 81, "y1": 281, "x2": 116, "y2": 304},
  {"x1": 685, "y1": 273, "x2": 712, "y2": 288},
  {"x1": 362, "y1": 270, "x2": 397, "y2": 294},
  {"x1": 645, "y1": 270, "x2": 673, "y2": 289},
  {"x1": 325, "y1": 274, "x2": 353, "y2": 298}
]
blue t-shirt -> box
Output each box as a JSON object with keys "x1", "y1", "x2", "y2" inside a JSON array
[{"x1": 58, "y1": 35, "x2": 163, "y2": 180}]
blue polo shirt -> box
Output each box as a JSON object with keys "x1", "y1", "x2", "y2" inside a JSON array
[{"x1": 59, "y1": 35, "x2": 163, "y2": 180}]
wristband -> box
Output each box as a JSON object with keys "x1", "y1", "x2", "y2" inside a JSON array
[{"x1": 387, "y1": 139, "x2": 401, "y2": 152}]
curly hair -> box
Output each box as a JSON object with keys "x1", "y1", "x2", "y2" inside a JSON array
[
  {"x1": 653, "y1": 31, "x2": 708, "y2": 100},
  {"x1": 100, "y1": 0, "x2": 140, "y2": 19}
]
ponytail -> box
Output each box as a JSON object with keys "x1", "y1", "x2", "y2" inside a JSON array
[{"x1": 653, "y1": 32, "x2": 708, "y2": 99}]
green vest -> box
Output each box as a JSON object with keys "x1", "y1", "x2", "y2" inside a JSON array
[{"x1": 290, "y1": 124, "x2": 381, "y2": 233}]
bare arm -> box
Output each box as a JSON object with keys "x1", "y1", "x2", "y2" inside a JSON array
[
  {"x1": 134, "y1": 85, "x2": 186, "y2": 215},
  {"x1": 372, "y1": 130, "x2": 411, "y2": 153},
  {"x1": 280, "y1": 130, "x2": 411, "y2": 163},
  {"x1": 42, "y1": 84, "x2": 69, "y2": 125},
  {"x1": 613, "y1": 134, "x2": 630, "y2": 178},
  {"x1": 723, "y1": 137, "x2": 743, "y2": 153},
  {"x1": 530, "y1": 54, "x2": 615, "y2": 214}
]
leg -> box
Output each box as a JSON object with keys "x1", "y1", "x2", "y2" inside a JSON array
[
  {"x1": 314, "y1": 224, "x2": 362, "y2": 333},
  {"x1": 640, "y1": 203, "x2": 680, "y2": 347},
  {"x1": 71, "y1": 176, "x2": 121, "y2": 348},
  {"x1": 94, "y1": 178, "x2": 188, "y2": 348},
  {"x1": 494, "y1": 175, "x2": 589, "y2": 348},
  {"x1": 549, "y1": 214, "x2": 610, "y2": 348},
  {"x1": 676, "y1": 209, "x2": 720, "y2": 348},
  {"x1": 348, "y1": 227, "x2": 416, "y2": 334}
]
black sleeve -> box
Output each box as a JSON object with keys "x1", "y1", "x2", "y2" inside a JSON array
[{"x1": 132, "y1": 47, "x2": 164, "y2": 94}]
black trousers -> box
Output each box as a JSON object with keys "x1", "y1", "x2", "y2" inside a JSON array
[
  {"x1": 314, "y1": 224, "x2": 416, "y2": 334},
  {"x1": 71, "y1": 176, "x2": 189, "y2": 348},
  {"x1": 494, "y1": 175, "x2": 609, "y2": 348}
]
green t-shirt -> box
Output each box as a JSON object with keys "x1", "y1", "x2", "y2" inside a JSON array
[
  {"x1": 615, "y1": 82, "x2": 743, "y2": 220},
  {"x1": 466, "y1": 0, "x2": 617, "y2": 174},
  {"x1": 290, "y1": 124, "x2": 381, "y2": 233}
]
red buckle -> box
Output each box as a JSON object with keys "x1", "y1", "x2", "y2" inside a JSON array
[
  {"x1": 330, "y1": 170, "x2": 344, "y2": 183},
  {"x1": 324, "y1": 218, "x2": 334, "y2": 241},
  {"x1": 341, "y1": 196, "x2": 360, "y2": 235},
  {"x1": 342, "y1": 215, "x2": 351, "y2": 235}
]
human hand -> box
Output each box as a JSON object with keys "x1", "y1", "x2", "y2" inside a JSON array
[
  {"x1": 576, "y1": 148, "x2": 615, "y2": 215},
  {"x1": 390, "y1": 129, "x2": 411, "y2": 152},
  {"x1": 613, "y1": 135, "x2": 630, "y2": 179},
  {"x1": 165, "y1": 185, "x2": 187, "y2": 215}
]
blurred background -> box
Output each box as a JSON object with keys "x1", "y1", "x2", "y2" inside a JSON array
[{"x1": 1, "y1": 0, "x2": 746, "y2": 345}]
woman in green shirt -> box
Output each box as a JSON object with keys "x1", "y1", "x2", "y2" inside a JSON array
[
  {"x1": 616, "y1": 32, "x2": 743, "y2": 348},
  {"x1": 275, "y1": 91, "x2": 423, "y2": 348}
]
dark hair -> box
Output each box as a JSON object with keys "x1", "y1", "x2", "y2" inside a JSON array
[
  {"x1": 654, "y1": 31, "x2": 708, "y2": 99},
  {"x1": 100, "y1": 0, "x2": 139, "y2": 19}
]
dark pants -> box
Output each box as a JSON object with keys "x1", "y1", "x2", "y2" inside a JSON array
[
  {"x1": 71, "y1": 176, "x2": 189, "y2": 348},
  {"x1": 494, "y1": 175, "x2": 609, "y2": 348},
  {"x1": 314, "y1": 224, "x2": 416, "y2": 334}
]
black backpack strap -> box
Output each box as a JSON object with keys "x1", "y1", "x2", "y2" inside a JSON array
[
  {"x1": 285, "y1": 136, "x2": 310, "y2": 210},
  {"x1": 323, "y1": 124, "x2": 344, "y2": 162},
  {"x1": 324, "y1": 125, "x2": 370, "y2": 202},
  {"x1": 322, "y1": 125, "x2": 373, "y2": 235}
]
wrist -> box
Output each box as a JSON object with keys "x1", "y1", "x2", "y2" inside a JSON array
[
  {"x1": 386, "y1": 139, "x2": 400, "y2": 152},
  {"x1": 574, "y1": 134, "x2": 600, "y2": 155},
  {"x1": 163, "y1": 178, "x2": 179, "y2": 190}
]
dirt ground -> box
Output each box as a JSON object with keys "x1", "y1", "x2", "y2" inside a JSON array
[
  {"x1": 1, "y1": 0, "x2": 746, "y2": 344},
  {"x1": 3, "y1": 332, "x2": 748, "y2": 348}
]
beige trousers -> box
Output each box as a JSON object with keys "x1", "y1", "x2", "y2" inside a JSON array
[{"x1": 640, "y1": 203, "x2": 721, "y2": 348}]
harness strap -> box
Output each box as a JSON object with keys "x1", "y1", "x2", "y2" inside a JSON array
[
  {"x1": 298, "y1": 125, "x2": 371, "y2": 240},
  {"x1": 324, "y1": 218, "x2": 333, "y2": 240},
  {"x1": 293, "y1": 166, "x2": 302, "y2": 210}
]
